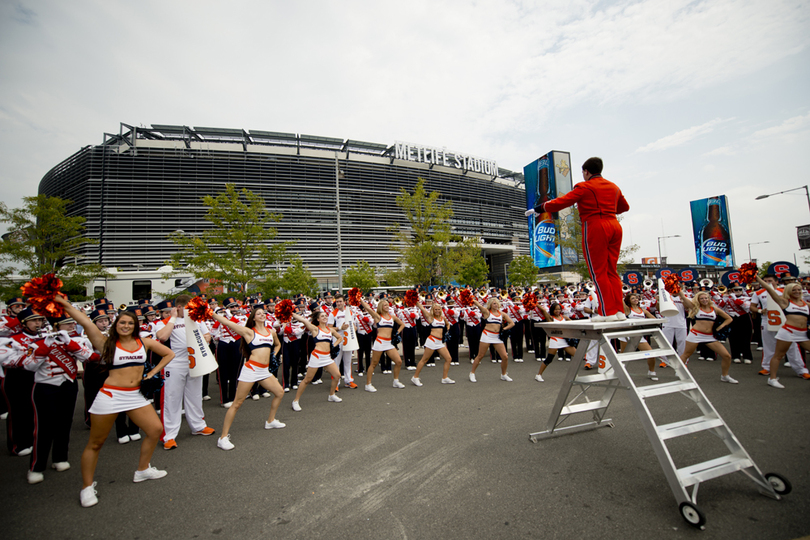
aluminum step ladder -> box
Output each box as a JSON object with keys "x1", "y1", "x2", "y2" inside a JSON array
[{"x1": 530, "y1": 318, "x2": 790, "y2": 529}]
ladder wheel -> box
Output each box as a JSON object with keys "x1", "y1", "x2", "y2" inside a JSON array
[
  {"x1": 679, "y1": 502, "x2": 706, "y2": 529},
  {"x1": 764, "y1": 473, "x2": 792, "y2": 495}
]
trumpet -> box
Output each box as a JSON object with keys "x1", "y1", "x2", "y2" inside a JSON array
[
  {"x1": 700, "y1": 278, "x2": 713, "y2": 288},
  {"x1": 643, "y1": 279, "x2": 654, "y2": 290},
  {"x1": 718, "y1": 285, "x2": 727, "y2": 294},
  {"x1": 622, "y1": 284, "x2": 631, "y2": 294},
  {"x1": 586, "y1": 283, "x2": 595, "y2": 292}
]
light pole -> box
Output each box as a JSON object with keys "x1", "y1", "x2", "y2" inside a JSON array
[
  {"x1": 335, "y1": 153, "x2": 343, "y2": 294},
  {"x1": 756, "y1": 185, "x2": 810, "y2": 214},
  {"x1": 657, "y1": 234, "x2": 681, "y2": 265},
  {"x1": 747, "y1": 240, "x2": 769, "y2": 262}
]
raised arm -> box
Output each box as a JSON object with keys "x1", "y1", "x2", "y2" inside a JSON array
[
  {"x1": 678, "y1": 290, "x2": 695, "y2": 311},
  {"x1": 473, "y1": 298, "x2": 490, "y2": 320},
  {"x1": 54, "y1": 296, "x2": 106, "y2": 352},
  {"x1": 210, "y1": 311, "x2": 254, "y2": 341},
  {"x1": 360, "y1": 299, "x2": 381, "y2": 324},
  {"x1": 755, "y1": 276, "x2": 788, "y2": 309},
  {"x1": 291, "y1": 312, "x2": 318, "y2": 335},
  {"x1": 416, "y1": 302, "x2": 433, "y2": 324}
]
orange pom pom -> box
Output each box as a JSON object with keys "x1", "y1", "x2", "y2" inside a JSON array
[
  {"x1": 186, "y1": 296, "x2": 213, "y2": 322},
  {"x1": 21, "y1": 273, "x2": 67, "y2": 317},
  {"x1": 275, "y1": 299, "x2": 295, "y2": 323}
]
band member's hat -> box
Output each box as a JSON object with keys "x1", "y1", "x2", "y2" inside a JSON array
[
  {"x1": 223, "y1": 297, "x2": 239, "y2": 308},
  {"x1": 89, "y1": 309, "x2": 110, "y2": 322},
  {"x1": 48, "y1": 314, "x2": 75, "y2": 327},
  {"x1": 93, "y1": 298, "x2": 110, "y2": 306},
  {"x1": 126, "y1": 306, "x2": 144, "y2": 318},
  {"x1": 5, "y1": 297, "x2": 26, "y2": 307},
  {"x1": 142, "y1": 304, "x2": 157, "y2": 315},
  {"x1": 18, "y1": 307, "x2": 45, "y2": 323},
  {"x1": 156, "y1": 300, "x2": 174, "y2": 311}
]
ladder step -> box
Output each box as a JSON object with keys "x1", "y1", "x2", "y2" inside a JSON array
[
  {"x1": 603, "y1": 329, "x2": 657, "y2": 339},
  {"x1": 656, "y1": 415, "x2": 725, "y2": 440},
  {"x1": 572, "y1": 372, "x2": 618, "y2": 385},
  {"x1": 616, "y1": 349, "x2": 672, "y2": 363},
  {"x1": 636, "y1": 380, "x2": 698, "y2": 399},
  {"x1": 677, "y1": 454, "x2": 752, "y2": 486},
  {"x1": 561, "y1": 400, "x2": 611, "y2": 416}
]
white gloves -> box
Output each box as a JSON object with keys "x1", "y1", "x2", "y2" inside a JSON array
[{"x1": 524, "y1": 208, "x2": 536, "y2": 217}]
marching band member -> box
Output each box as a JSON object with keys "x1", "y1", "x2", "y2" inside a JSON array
[
  {"x1": 328, "y1": 294, "x2": 358, "y2": 389},
  {"x1": 443, "y1": 297, "x2": 461, "y2": 366},
  {"x1": 725, "y1": 284, "x2": 753, "y2": 365},
  {"x1": 527, "y1": 298, "x2": 546, "y2": 361},
  {"x1": 212, "y1": 297, "x2": 244, "y2": 407},
  {"x1": 749, "y1": 274, "x2": 806, "y2": 378},
  {"x1": 359, "y1": 297, "x2": 406, "y2": 391},
  {"x1": 534, "y1": 303, "x2": 577, "y2": 382},
  {"x1": 677, "y1": 291, "x2": 736, "y2": 383},
  {"x1": 289, "y1": 309, "x2": 344, "y2": 410},
  {"x1": 469, "y1": 297, "x2": 515, "y2": 383},
  {"x1": 620, "y1": 293, "x2": 658, "y2": 381},
  {"x1": 661, "y1": 283, "x2": 688, "y2": 363},
  {"x1": 354, "y1": 303, "x2": 374, "y2": 376},
  {"x1": 155, "y1": 295, "x2": 216, "y2": 450},
  {"x1": 0, "y1": 296, "x2": 26, "y2": 421},
  {"x1": 398, "y1": 298, "x2": 420, "y2": 371},
  {"x1": 754, "y1": 275, "x2": 810, "y2": 388},
  {"x1": 53, "y1": 296, "x2": 175, "y2": 508},
  {"x1": 209, "y1": 307, "x2": 284, "y2": 450},
  {"x1": 280, "y1": 308, "x2": 306, "y2": 391},
  {"x1": 505, "y1": 295, "x2": 524, "y2": 363},
  {"x1": 411, "y1": 301, "x2": 454, "y2": 386},
  {"x1": 81, "y1": 308, "x2": 110, "y2": 427},
  {"x1": 462, "y1": 298, "x2": 482, "y2": 364}
]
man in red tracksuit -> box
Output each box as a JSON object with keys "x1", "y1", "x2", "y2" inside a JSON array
[{"x1": 526, "y1": 157, "x2": 629, "y2": 320}]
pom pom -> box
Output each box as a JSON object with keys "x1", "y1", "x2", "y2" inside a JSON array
[
  {"x1": 404, "y1": 290, "x2": 419, "y2": 308},
  {"x1": 21, "y1": 273, "x2": 67, "y2": 317},
  {"x1": 522, "y1": 292, "x2": 538, "y2": 310},
  {"x1": 275, "y1": 299, "x2": 295, "y2": 323},
  {"x1": 348, "y1": 287, "x2": 362, "y2": 307},
  {"x1": 185, "y1": 296, "x2": 213, "y2": 322},
  {"x1": 738, "y1": 262, "x2": 758, "y2": 284},
  {"x1": 662, "y1": 274, "x2": 681, "y2": 296},
  {"x1": 458, "y1": 289, "x2": 474, "y2": 307}
]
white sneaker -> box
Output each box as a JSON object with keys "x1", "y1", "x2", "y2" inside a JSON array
[
  {"x1": 720, "y1": 375, "x2": 739, "y2": 384},
  {"x1": 392, "y1": 380, "x2": 405, "y2": 389},
  {"x1": 441, "y1": 378, "x2": 455, "y2": 384},
  {"x1": 265, "y1": 419, "x2": 286, "y2": 429},
  {"x1": 223, "y1": 401, "x2": 233, "y2": 409},
  {"x1": 27, "y1": 470, "x2": 44, "y2": 484},
  {"x1": 406, "y1": 366, "x2": 416, "y2": 371},
  {"x1": 647, "y1": 371, "x2": 659, "y2": 381},
  {"x1": 756, "y1": 346, "x2": 763, "y2": 351},
  {"x1": 133, "y1": 465, "x2": 167, "y2": 483},
  {"x1": 251, "y1": 394, "x2": 260, "y2": 401},
  {"x1": 292, "y1": 385, "x2": 299, "y2": 390},
  {"x1": 491, "y1": 359, "x2": 497, "y2": 363},
  {"x1": 217, "y1": 435, "x2": 235, "y2": 451},
  {"x1": 327, "y1": 394, "x2": 342, "y2": 403},
  {"x1": 129, "y1": 433, "x2": 141, "y2": 442},
  {"x1": 118, "y1": 435, "x2": 130, "y2": 445},
  {"x1": 17, "y1": 447, "x2": 32, "y2": 457},
  {"x1": 515, "y1": 358, "x2": 524, "y2": 363},
  {"x1": 262, "y1": 392, "x2": 271, "y2": 398},
  {"x1": 411, "y1": 377, "x2": 423, "y2": 387},
  {"x1": 202, "y1": 395, "x2": 211, "y2": 401},
  {"x1": 784, "y1": 361, "x2": 790, "y2": 367},
  {"x1": 0, "y1": 412, "x2": 7, "y2": 420},
  {"x1": 52, "y1": 462, "x2": 70, "y2": 472},
  {"x1": 284, "y1": 387, "x2": 290, "y2": 393},
  {"x1": 733, "y1": 358, "x2": 741, "y2": 364},
  {"x1": 698, "y1": 356, "x2": 705, "y2": 360},
  {"x1": 768, "y1": 378, "x2": 785, "y2": 389},
  {"x1": 364, "y1": 384, "x2": 377, "y2": 393},
  {"x1": 614, "y1": 312, "x2": 627, "y2": 321},
  {"x1": 501, "y1": 374, "x2": 513, "y2": 382},
  {"x1": 291, "y1": 400, "x2": 302, "y2": 411},
  {"x1": 469, "y1": 373, "x2": 477, "y2": 383},
  {"x1": 80, "y1": 482, "x2": 98, "y2": 507},
  {"x1": 565, "y1": 358, "x2": 571, "y2": 362},
  {"x1": 534, "y1": 374, "x2": 544, "y2": 382},
  {"x1": 312, "y1": 379, "x2": 323, "y2": 385},
  {"x1": 743, "y1": 359, "x2": 752, "y2": 364}
]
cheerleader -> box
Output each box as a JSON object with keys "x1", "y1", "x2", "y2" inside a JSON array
[
  {"x1": 755, "y1": 275, "x2": 810, "y2": 389},
  {"x1": 620, "y1": 293, "x2": 659, "y2": 381},
  {"x1": 209, "y1": 307, "x2": 284, "y2": 450},
  {"x1": 534, "y1": 303, "x2": 577, "y2": 382},
  {"x1": 677, "y1": 291, "x2": 735, "y2": 383},
  {"x1": 53, "y1": 296, "x2": 175, "y2": 508},
  {"x1": 289, "y1": 310, "x2": 344, "y2": 410},
  {"x1": 411, "y1": 301, "x2": 454, "y2": 386},
  {"x1": 359, "y1": 298, "x2": 406, "y2": 391},
  {"x1": 469, "y1": 297, "x2": 515, "y2": 382}
]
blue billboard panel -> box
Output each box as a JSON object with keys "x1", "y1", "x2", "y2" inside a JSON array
[{"x1": 690, "y1": 195, "x2": 734, "y2": 267}]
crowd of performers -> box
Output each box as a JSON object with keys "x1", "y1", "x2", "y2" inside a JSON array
[{"x1": 1, "y1": 273, "x2": 809, "y2": 507}]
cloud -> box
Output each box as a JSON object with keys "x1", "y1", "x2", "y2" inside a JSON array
[
  {"x1": 635, "y1": 118, "x2": 728, "y2": 153},
  {"x1": 704, "y1": 146, "x2": 735, "y2": 156},
  {"x1": 748, "y1": 112, "x2": 810, "y2": 144}
]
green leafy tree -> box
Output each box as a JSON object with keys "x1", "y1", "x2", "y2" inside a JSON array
[
  {"x1": 167, "y1": 184, "x2": 292, "y2": 294},
  {"x1": 452, "y1": 238, "x2": 490, "y2": 288},
  {"x1": 0, "y1": 194, "x2": 106, "y2": 300},
  {"x1": 280, "y1": 254, "x2": 319, "y2": 298},
  {"x1": 760, "y1": 260, "x2": 773, "y2": 275},
  {"x1": 508, "y1": 254, "x2": 540, "y2": 287},
  {"x1": 390, "y1": 178, "x2": 454, "y2": 287},
  {"x1": 344, "y1": 260, "x2": 379, "y2": 291}
]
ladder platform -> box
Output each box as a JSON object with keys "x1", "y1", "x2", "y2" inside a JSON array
[
  {"x1": 602, "y1": 328, "x2": 658, "y2": 340},
  {"x1": 657, "y1": 415, "x2": 725, "y2": 440},
  {"x1": 616, "y1": 349, "x2": 670, "y2": 363},
  {"x1": 636, "y1": 380, "x2": 697, "y2": 399},
  {"x1": 561, "y1": 399, "x2": 611, "y2": 416},
  {"x1": 678, "y1": 454, "x2": 753, "y2": 487}
]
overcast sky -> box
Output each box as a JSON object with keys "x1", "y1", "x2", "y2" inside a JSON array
[{"x1": 1, "y1": 0, "x2": 809, "y2": 271}]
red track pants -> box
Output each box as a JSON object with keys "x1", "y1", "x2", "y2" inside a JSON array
[{"x1": 582, "y1": 217, "x2": 624, "y2": 317}]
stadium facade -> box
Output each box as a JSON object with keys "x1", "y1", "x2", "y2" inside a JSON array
[{"x1": 38, "y1": 123, "x2": 529, "y2": 289}]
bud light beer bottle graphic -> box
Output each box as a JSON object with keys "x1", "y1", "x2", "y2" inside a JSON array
[
  {"x1": 533, "y1": 162, "x2": 557, "y2": 266},
  {"x1": 700, "y1": 197, "x2": 731, "y2": 266}
]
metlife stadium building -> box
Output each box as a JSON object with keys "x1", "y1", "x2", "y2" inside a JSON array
[{"x1": 38, "y1": 123, "x2": 530, "y2": 288}]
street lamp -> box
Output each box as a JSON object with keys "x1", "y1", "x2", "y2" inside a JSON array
[
  {"x1": 335, "y1": 154, "x2": 343, "y2": 294},
  {"x1": 748, "y1": 240, "x2": 769, "y2": 262},
  {"x1": 657, "y1": 235, "x2": 681, "y2": 265},
  {"x1": 756, "y1": 185, "x2": 810, "y2": 214}
]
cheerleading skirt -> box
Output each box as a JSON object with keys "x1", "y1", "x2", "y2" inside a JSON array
[
  {"x1": 480, "y1": 329, "x2": 502, "y2": 345},
  {"x1": 548, "y1": 336, "x2": 570, "y2": 349},
  {"x1": 238, "y1": 360, "x2": 272, "y2": 383},
  {"x1": 307, "y1": 349, "x2": 335, "y2": 368},
  {"x1": 88, "y1": 384, "x2": 150, "y2": 415},
  {"x1": 686, "y1": 329, "x2": 715, "y2": 344},
  {"x1": 775, "y1": 324, "x2": 809, "y2": 343},
  {"x1": 372, "y1": 336, "x2": 394, "y2": 352},
  {"x1": 425, "y1": 335, "x2": 446, "y2": 351}
]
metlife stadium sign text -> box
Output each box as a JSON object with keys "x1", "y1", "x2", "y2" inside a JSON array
[{"x1": 394, "y1": 141, "x2": 498, "y2": 176}]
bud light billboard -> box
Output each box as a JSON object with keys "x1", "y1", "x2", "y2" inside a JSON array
[
  {"x1": 689, "y1": 195, "x2": 735, "y2": 267},
  {"x1": 523, "y1": 151, "x2": 576, "y2": 269}
]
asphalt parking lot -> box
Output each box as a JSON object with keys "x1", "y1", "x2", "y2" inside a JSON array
[{"x1": 1, "y1": 343, "x2": 808, "y2": 540}]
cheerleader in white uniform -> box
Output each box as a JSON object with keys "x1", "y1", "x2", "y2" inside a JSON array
[
  {"x1": 411, "y1": 301, "x2": 454, "y2": 386},
  {"x1": 677, "y1": 291, "x2": 735, "y2": 383},
  {"x1": 209, "y1": 307, "x2": 284, "y2": 450},
  {"x1": 54, "y1": 296, "x2": 175, "y2": 508},
  {"x1": 359, "y1": 298, "x2": 406, "y2": 392},
  {"x1": 534, "y1": 303, "x2": 577, "y2": 382},
  {"x1": 469, "y1": 297, "x2": 515, "y2": 382},
  {"x1": 620, "y1": 293, "x2": 659, "y2": 381},
  {"x1": 289, "y1": 310, "x2": 345, "y2": 410},
  {"x1": 755, "y1": 276, "x2": 810, "y2": 389}
]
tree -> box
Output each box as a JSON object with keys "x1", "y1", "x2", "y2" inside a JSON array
[
  {"x1": 508, "y1": 254, "x2": 539, "y2": 287},
  {"x1": 390, "y1": 178, "x2": 454, "y2": 287},
  {"x1": 280, "y1": 254, "x2": 319, "y2": 298},
  {"x1": 452, "y1": 238, "x2": 490, "y2": 288},
  {"x1": 0, "y1": 194, "x2": 106, "y2": 300},
  {"x1": 557, "y1": 208, "x2": 639, "y2": 281},
  {"x1": 343, "y1": 260, "x2": 379, "y2": 291},
  {"x1": 167, "y1": 184, "x2": 292, "y2": 294}
]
